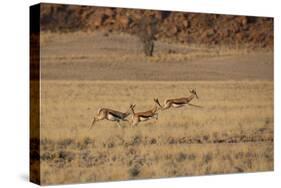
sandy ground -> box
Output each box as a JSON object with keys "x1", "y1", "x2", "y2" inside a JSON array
[{"x1": 40, "y1": 32, "x2": 273, "y2": 81}]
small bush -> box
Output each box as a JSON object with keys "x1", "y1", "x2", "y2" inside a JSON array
[
  {"x1": 176, "y1": 152, "x2": 187, "y2": 162},
  {"x1": 129, "y1": 166, "x2": 140, "y2": 177},
  {"x1": 57, "y1": 151, "x2": 75, "y2": 162}
]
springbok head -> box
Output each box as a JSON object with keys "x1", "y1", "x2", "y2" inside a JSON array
[
  {"x1": 189, "y1": 88, "x2": 199, "y2": 99},
  {"x1": 124, "y1": 104, "x2": 134, "y2": 115},
  {"x1": 153, "y1": 98, "x2": 162, "y2": 110},
  {"x1": 129, "y1": 104, "x2": 136, "y2": 112},
  {"x1": 130, "y1": 104, "x2": 136, "y2": 108}
]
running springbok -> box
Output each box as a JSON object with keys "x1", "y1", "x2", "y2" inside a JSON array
[
  {"x1": 155, "y1": 88, "x2": 201, "y2": 110},
  {"x1": 90, "y1": 104, "x2": 133, "y2": 129},
  {"x1": 129, "y1": 98, "x2": 162, "y2": 127}
]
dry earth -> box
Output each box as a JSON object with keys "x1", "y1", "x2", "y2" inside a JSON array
[{"x1": 40, "y1": 32, "x2": 273, "y2": 81}]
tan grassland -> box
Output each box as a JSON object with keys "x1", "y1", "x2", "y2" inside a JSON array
[
  {"x1": 34, "y1": 31, "x2": 273, "y2": 185},
  {"x1": 38, "y1": 80, "x2": 273, "y2": 184}
]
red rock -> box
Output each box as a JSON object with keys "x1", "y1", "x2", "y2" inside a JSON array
[
  {"x1": 117, "y1": 15, "x2": 130, "y2": 28},
  {"x1": 39, "y1": 4, "x2": 273, "y2": 48},
  {"x1": 104, "y1": 8, "x2": 114, "y2": 17}
]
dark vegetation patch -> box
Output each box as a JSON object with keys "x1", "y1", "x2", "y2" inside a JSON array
[{"x1": 128, "y1": 165, "x2": 141, "y2": 177}]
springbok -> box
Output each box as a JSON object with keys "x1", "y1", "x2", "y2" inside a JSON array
[
  {"x1": 90, "y1": 104, "x2": 133, "y2": 129},
  {"x1": 129, "y1": 98, "x2": 162, "y2": 127},
  {"x1": 155, "y1": 88, "x2": 201, "y2": 110}
]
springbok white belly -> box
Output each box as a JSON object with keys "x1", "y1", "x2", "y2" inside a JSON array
[
  {"x1": 107, "y1": 114, "x2": 119, "y2": 121},
  {"x1": 172, "y1": 103, "x2": 185, "y2": 108},
  {"x1": 140, "y1": 117, "x2": 150, "y2": 121}
]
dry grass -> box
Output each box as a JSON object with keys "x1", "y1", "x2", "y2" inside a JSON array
[
  {"x1": 40, "y1": 31, "x2": 271, "y2": 64},
  {"x1": 37, "y1": 80, "x2": 273, "y2": 185},
  {"x1": 34, "y1": 31, "x2": 274, "y2": 185}
]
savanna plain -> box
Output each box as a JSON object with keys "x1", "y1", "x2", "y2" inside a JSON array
[{"x1": 33, "y1": 31, "x2": 273, "y2": 184}]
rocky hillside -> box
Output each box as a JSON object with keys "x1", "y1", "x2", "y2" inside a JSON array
[{"x1": 40, "y1": 3, "x2": 273, "y2": 48}]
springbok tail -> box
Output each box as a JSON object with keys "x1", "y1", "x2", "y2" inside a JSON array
[{"x1": 188, "y1": 103, "x2": 203, "y2": 108}]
